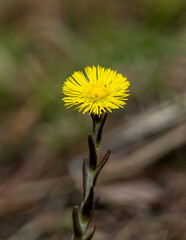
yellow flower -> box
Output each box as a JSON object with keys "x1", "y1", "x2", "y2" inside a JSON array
[{"x1": 62, "y1": 65, "x2": 130, "y2": 116}]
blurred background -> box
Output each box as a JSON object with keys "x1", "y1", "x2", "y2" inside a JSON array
[{"x1": 0, "y1": 0, "x2": 186, "y2": 239}]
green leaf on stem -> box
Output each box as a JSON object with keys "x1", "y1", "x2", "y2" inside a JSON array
[
  {"x1": 83, "y1": 158, "x2": 88, "y2": 199},
  {"x1": 72, "y1": 205, "x2": 83, "y2": 238},
  {"x1": 84, "y1": 226, "x2": 96, "y2": 240},
  {"x1": 88, "y1": 135, "x2": 97, "y2": 171},
  {"x1": 93, "y1": 150, "x2": 110, "y2": 186},
  {"x1": 81, "y1": 186, "x2": 94, "y2": 221},
  {"x1": 96, "y1": 113, "x2": 107, "y2": 144}
]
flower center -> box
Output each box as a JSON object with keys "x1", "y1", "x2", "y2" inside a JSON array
[{"x1": 88, "y1": 84, "x2": 108, "y2": 99}]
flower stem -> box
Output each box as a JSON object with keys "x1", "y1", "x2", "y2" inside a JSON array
[{"x1": 71, "y1": 113, "x2": 110, "y2": 240}]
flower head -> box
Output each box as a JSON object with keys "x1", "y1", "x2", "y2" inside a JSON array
[{"x1": 62, "y1": 65, "x2": 130, "y2": 116}]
